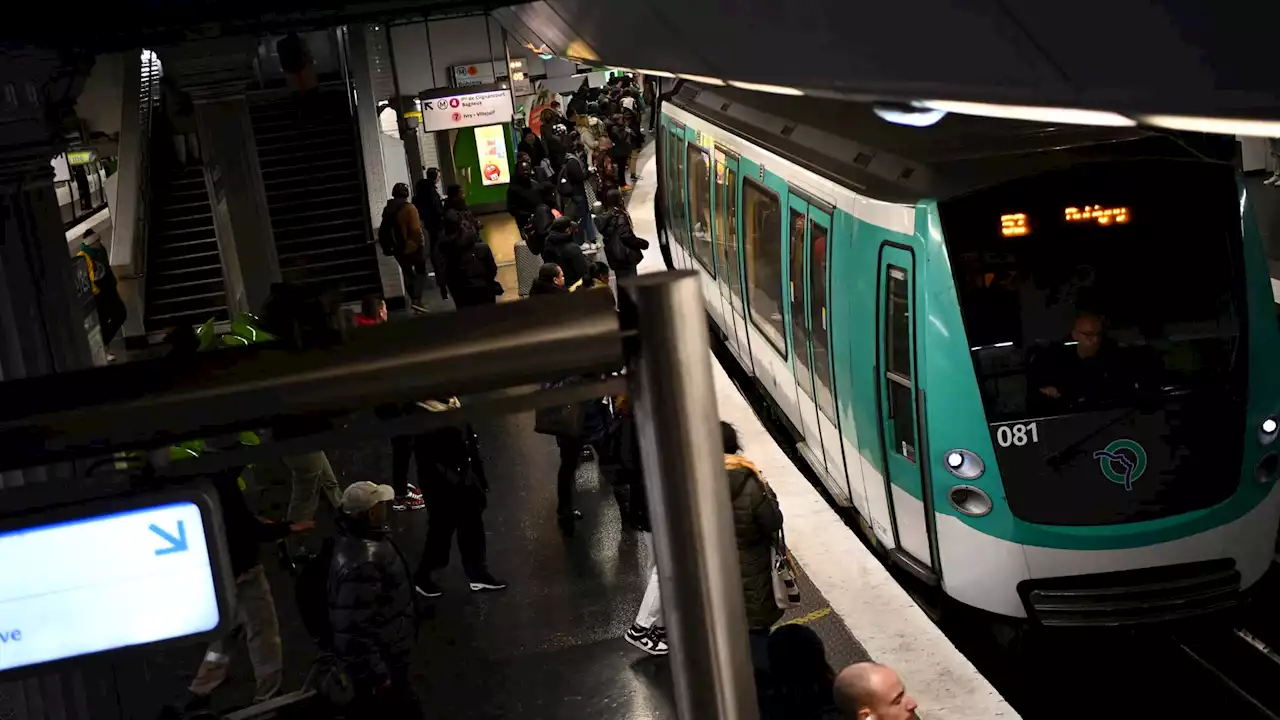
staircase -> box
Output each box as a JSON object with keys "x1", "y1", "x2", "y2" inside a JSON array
[
  {"x1": 249, "y1": 89, "x2": 380, "y2": 303},
  {"x1": 142, "y1": 163, "x2": 228, "y2": 332}
]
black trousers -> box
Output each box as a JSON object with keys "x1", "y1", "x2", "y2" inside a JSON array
[
  {"x1": 396, "y1": 249, "x2": 426, "y2": 305},
  {"x1": 556, "y1": 437, "x2": 584, "y2": 516},
  {"x1": 95, "y1": 289, "x2": 127, "y2": 346},
  {"x1": 390, "y1": 433, "x2": 425, "y2": 497},
  {"x1": 417, "y1": 481, "x2": 488, "y2": 581}
]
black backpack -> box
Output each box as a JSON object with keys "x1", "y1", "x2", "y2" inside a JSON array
[{"x1": 294, "y1": 536, "x2": 336, "y2": 649}]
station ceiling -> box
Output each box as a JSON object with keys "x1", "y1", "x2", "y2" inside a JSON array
[
  {"x1": 9, "y1": 0, "x2": 1279, "y2": 121},
  {"x1": 494, "y1": 0, "x2": 1280, "y2": 120}
]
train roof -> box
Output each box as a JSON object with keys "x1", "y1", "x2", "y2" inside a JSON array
[{"x1": 669, "y1": 83, "x2": 1235, "y2": 204}]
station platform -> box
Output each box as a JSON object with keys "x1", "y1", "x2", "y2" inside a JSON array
[{"x1": 122, "y1": 142, "x2": 1012, "y2": 720}]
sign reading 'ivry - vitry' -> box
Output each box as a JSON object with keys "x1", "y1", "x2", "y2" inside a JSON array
[{"x1": 420, "y1": 90, "x2": 515, "y2": 133}]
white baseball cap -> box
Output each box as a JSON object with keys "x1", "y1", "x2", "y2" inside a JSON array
[{"x1": 341, "y1": 481, "x2": 395, "y2": 515}]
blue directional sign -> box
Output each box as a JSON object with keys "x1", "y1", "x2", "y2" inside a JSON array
[{"x1": 0, "y1": 500, "x2": 222, "y2": 673}]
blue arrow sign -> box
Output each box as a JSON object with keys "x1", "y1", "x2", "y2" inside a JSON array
[{"x1": 149, "y1": 521, "x2": 188, "y2": 556}]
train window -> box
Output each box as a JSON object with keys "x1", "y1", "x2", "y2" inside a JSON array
[
  {"x1": 667, "y1": 129, "x2": 685, "y2": 250},
  {"x1": 673, "y1": 133, "x2": 689, "y2": 253},
  {"x1": 714, "y1": 159, "x2": 728, "y2": 277},
  {"x1": 886, "y1": 266, "x2": 911, "y2": 380},
  {"x1": 688, "y1": 144, "x2": 715, "y2": 275},
  {"x1": 725, "y1": 167, "x2": 743, "y2": 306},
  {"x1": 789, "y1": 208, "x2": 813, "y2": 396},
  {"x1": 885, "y1": 266, "x2": 916, "y2": 459},
  {"x1": 810, "y1": 220, "x2": 836, "y2": 420},
  {"x1": 742, "y1": 178, "x2": 786, "y2": 355}
]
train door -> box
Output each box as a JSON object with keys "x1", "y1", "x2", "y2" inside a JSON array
[
  {"x1": 876, "y1": 245, "x2": 936, "y2": 575},
  {"x1": 666, "y1": 123, "x2": 692, "y2": 270},
  {"x1": 806, "y1": 206, "x2": 853, "y2": 504},
  {"x1": 786, "y1": 194, "x2": 826, "y2": 469},
  {"x1": 712, "y1": 148, "x2": 743, "y2": 362},
  {"x1": 684, "y1": 127, "x2": 723, "y2": 326},
  {"x1": 722, "y1": 156, "x2": 754, "y2": 375}
]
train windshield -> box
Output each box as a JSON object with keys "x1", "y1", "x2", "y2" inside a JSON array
[
  {"x1": 940, "y1": 160, "x2": 1246, "y2": 525},
  {"x1": 942, "y1": 160, "x2": 1243, "y2": 422}
]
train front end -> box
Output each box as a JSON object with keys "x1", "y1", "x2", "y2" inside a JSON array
[{"x1": 925, "y1": 158, "x2": 1280, "y2": 626}]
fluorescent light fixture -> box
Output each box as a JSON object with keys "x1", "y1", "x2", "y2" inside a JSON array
[
  {"x1": 727, "y1": 80, "x2": 805, "y2": 96},
  {"x1": 1140, "y1": 114, "x2": 1280, "y2": 138},
  {"x1": 636, "y1": 68, "x2": 676, "y2": 78},
  {"x1": 677, "y1": 73, "x2": 726, "y2": 86},
  {"x1": 873, "y1": 102, "x2": 947, "y2": 127},
  {"x1": 920, "y1": 100, "x2": 1136, "y2": 127}
]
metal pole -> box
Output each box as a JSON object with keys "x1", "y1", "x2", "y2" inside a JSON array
[{"x1": 624, "y1": 271, "x2": 759, "y2": 720}]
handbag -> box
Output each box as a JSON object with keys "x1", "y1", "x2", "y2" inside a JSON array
[
  {"x1": 534, "y1": 381, "x2": 587, "y2": 437},
  {"x1": 770, "y1": 530, "x2": 801, "y2": 609}
]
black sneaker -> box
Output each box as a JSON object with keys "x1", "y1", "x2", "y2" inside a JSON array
[
  {"x1": 414, "y1": 576, "x2": 443, "y2": 598},
  {"x1": 468, "y1": 572, "x2": 508, "y2": 592}
]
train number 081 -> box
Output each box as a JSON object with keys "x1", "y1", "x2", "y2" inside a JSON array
[{"x1": 996, "y1": 422, "x2": 1039, "y2": 448}]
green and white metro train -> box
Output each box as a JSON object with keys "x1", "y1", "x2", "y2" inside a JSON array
[{"x1": 657, "y1": 82, "x2": 1280, "y2": 625}]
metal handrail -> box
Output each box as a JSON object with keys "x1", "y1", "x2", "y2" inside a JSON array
[{"x1": 0, "y1": 272, "x2": 758, "y2": 720}]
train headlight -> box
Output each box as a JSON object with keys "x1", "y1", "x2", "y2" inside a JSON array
[
  {"x1": 942, "y1": 449, "x2": 985, "y2": 480},
  {"x1": 1256, "y1": 453, "x2": 1280, "y2": 485},
  {"x1": 1261, "y1": 417, "x2": 1279, "y2": 446},
  {"x1": 948, "y1": 485, "x2": 993, "y2": 517}
]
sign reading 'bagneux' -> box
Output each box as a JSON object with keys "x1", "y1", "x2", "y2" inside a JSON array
[{"x1": 420, "y1": 90, "x2": 515, "y2": 133}]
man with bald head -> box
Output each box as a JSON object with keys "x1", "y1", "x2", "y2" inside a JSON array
[{"x1": 833, "y1": 662, "x2": 919, "y2": 720}]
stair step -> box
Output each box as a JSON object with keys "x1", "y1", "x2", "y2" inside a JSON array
[
  {"x1": 148, "y1": 276, "x2": 226, "y2": 293},
  {"x1": 150, "y1": 290, "x2": 227, "y2": 305},
  {"x1": 152, "y1": 225, "x2": 218, "y2": 238},
  {"x1": 255, "y1": 132, "x2": 352, "y2": 153},
  {"x1": 147, "y1": 307, "x2": 228, "y2": 324},
  {"x1": 281, "y1": 267, "x2": 381, "y2": 285},
  {"x1": 265, "y1": 191, "x2": 363, "y2": 211},
  {"x1": 262, "y1": 169, "x2": 354, "y2": 186},
  {"x1": 274, "y1": 229, "x2": 368, "y2": 247}
]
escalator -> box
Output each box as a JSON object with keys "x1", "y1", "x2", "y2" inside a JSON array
[
  {"x1": 142, "y1": 161, "x2": 228, "y2": 332},
  {"x1": 249, "y1": 88, "x2": 381, "y2": 303}
]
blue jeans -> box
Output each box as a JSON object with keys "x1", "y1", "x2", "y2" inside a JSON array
[{"x1": 573, "y1": 192, "x2": 597, "y2": 244}]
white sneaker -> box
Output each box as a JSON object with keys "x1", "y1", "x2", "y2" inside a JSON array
[{"x1": 1265, "y1": 174, "x2": 1280, "y2": 186}]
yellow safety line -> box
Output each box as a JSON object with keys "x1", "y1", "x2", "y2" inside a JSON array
[{"x1": 781, "y1": 606, "x2": 832, "y2": 626}]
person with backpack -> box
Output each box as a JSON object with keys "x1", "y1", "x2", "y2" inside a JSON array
[
  {"x1": 607, "y1": 115, "x2": 633, "y2": 191},
  {"x1": 541, "y1": 214, "x2": 590, "y2": 289},
  {"x1": 440, "y1": 216, "x2": 501, "y2": 308},
  {"x1": 379, "y1": 182, "x2": 427, "y2": 313},
  {"x1": 414, "y1": 169, "x2": 445, "y2": 279},
  {"x1": 518, "y1": 127, "x2": 547, "y2": 170},
  {"x1": 507, "y1": 159, "x2": 541, "y2": 230},
  {"x1": 559, "y1": 134, "x2": 595, "y2": 247},
  {"x1": 597, "y1": 188, "x2": 649, "y2": 279},
  {"x1": 527, "y1": 182, "x2": 562, "y2": 256},
  {"x1": 540, "y1": 108, "x2": 570, "y2": 177},
  {"x1": 327, "y1": 481, "x2": 421, "y2": 717},
  {"x1": 409, "y1": 398, "x2": 507, "y2": 597}
]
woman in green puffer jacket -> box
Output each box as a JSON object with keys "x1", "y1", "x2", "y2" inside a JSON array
[{"x1": 722, "y1": 421, "x2": 785, "y2": 631}]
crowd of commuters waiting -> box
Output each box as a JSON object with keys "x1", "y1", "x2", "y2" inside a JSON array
[
  {"x1": 159, "y1": 73, "x2": 921, "y2": 720},
  {"x1": 510, "y1": 74, "x2": 652, "y2": 282}
]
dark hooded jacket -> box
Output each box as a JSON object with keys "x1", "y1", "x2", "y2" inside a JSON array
[
  {"x1": 597, "y1": 208, "x2": 649, "y2": 273},
  {"x1": 507, "y1": 175, "x2": 541, "y2": 229},
  {"x1": 328, "y1": 513, "x2": 415, "y2": 688},
  {"x1": 541, "y1": 217, "x2": 590, "y2": 288},
  {"x1": 413, "y1": 179, "x2": 443, "y2": 248},
  {"x1": 726, "y1": 455, "x2": 785, "y2": 630},
  {"x1": 440, "y1": 222, "x2": 498, "y2": 307}
]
